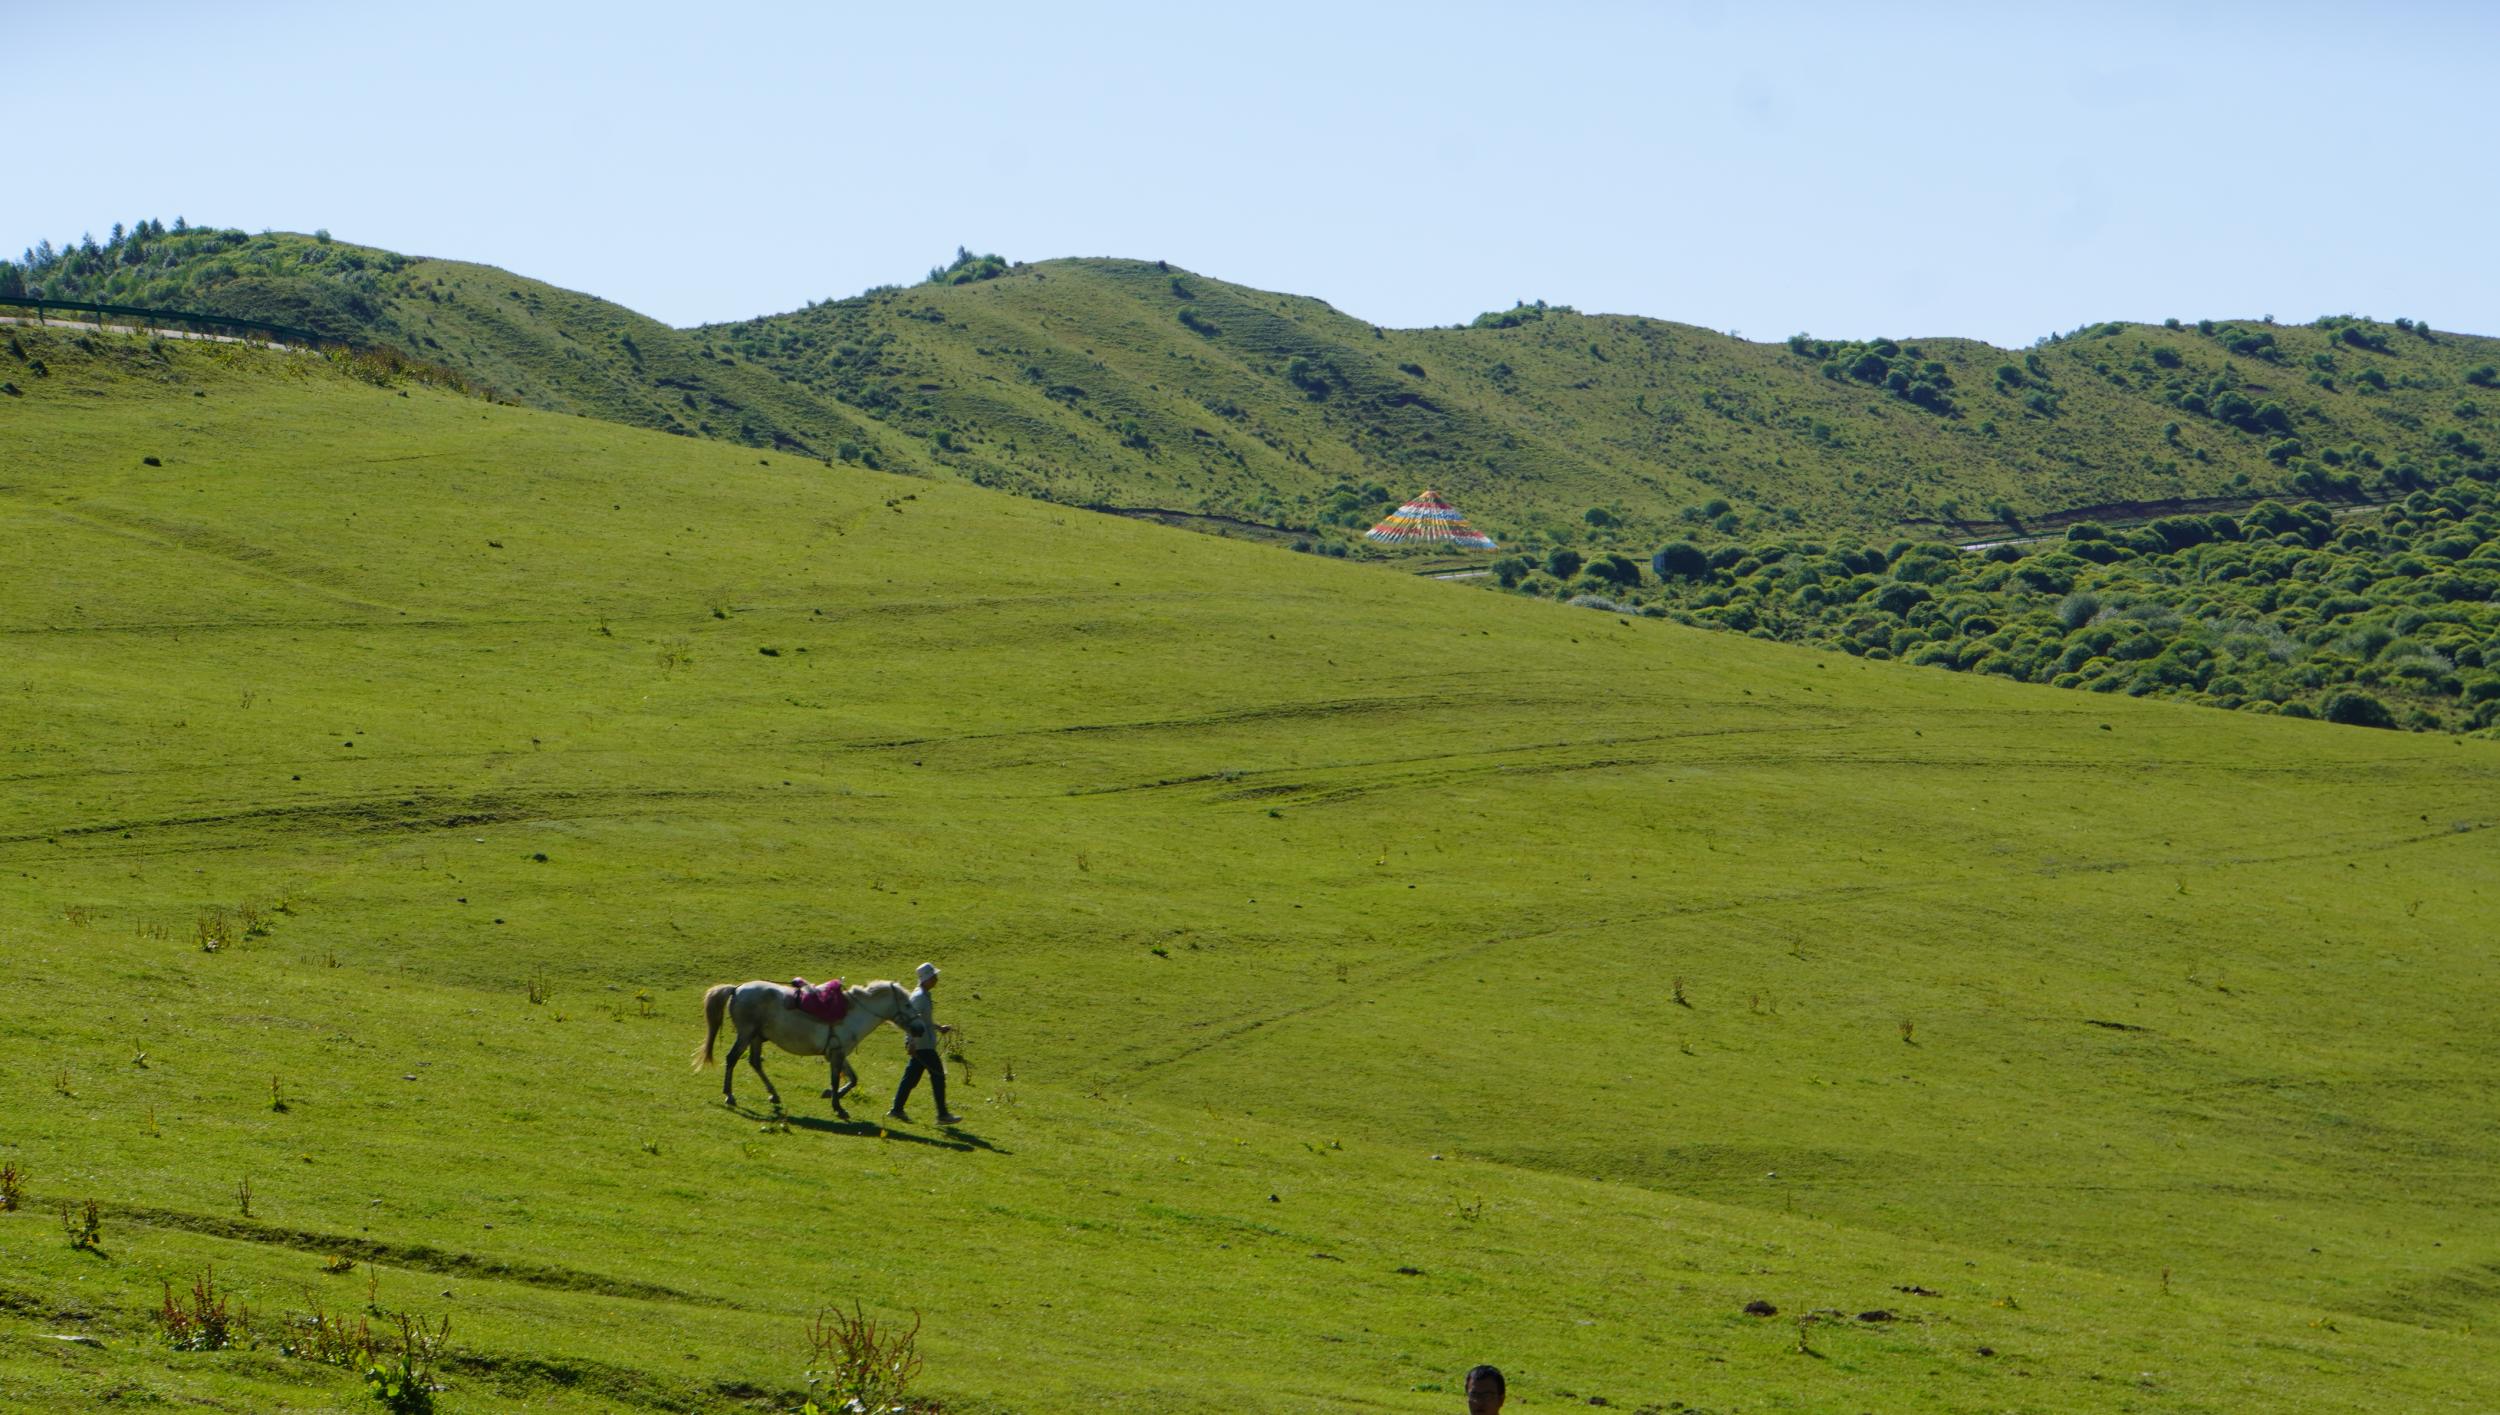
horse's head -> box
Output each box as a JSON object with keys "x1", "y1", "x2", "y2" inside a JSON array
[{"x1": 864, "y1": 980, "x2": 930, "y2": 1045}]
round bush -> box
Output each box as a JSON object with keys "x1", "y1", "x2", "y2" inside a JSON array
[
  {"x1": 2321, "y1": 690, "x2": 2398, "y2": 729},
  {"x1": 1652, "y1": 541, "x2": 1710, "y2": 580}
]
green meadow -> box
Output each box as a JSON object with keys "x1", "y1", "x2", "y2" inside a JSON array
[{"x1": 3, "y1": 326, "x2": 2497, "y2": 1412}]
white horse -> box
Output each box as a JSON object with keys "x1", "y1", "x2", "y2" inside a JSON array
[{"x1": 693, "y1": 979, "x2": 925, "y2": 1120}]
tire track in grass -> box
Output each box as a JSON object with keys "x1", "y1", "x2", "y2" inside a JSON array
[
  {"x1": 440, "y1": 1350, "x2": 792, "y2": 1414},
  {"x1": 3, "y1": 497, "x2": 409, "y2": 617},
  {"x1": 105, "y1": 1203, "x2": 723, "y2": 1307},
  {"x1": 1111, "y1": 809, "x2": 2494, "y2": 1084},
  {"x1": 1110, "y1": 875, "x2": 1952, "y2": 1082},
  {"x1": 0, "y1": 785, "x2": 750, "y2": 854}
]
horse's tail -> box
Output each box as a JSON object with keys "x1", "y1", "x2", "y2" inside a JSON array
[{"x1": 694, "y1": 983, "x2": 735, "y2": 1069}]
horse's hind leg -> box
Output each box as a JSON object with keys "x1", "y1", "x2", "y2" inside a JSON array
[
  {"x1": 722, "y1": 1030, "x2": 747, "y2": 1106},
  {"x1": 748, "y1": 1041, "x2": 782, "y2": 1110}
]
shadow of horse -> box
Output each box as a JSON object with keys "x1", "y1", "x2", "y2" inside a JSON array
[{"x1": 727, "y1": 1103, "x2": 1012, "y2": 1155}]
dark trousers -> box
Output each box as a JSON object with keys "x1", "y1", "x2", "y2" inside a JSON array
[{"x1": 893, "y1": 1048, "x2": 948, "y2": 1115}]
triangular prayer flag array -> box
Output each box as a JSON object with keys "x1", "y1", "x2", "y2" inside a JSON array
[{"x1": 1363, "y1": 490, "x2": 1498, "y2": 550}]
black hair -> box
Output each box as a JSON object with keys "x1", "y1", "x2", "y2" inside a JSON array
[{"x1": 1464, "y1": 1364, "x2": 1506, "y2": 1393}]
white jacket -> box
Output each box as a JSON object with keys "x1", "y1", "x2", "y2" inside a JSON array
[{"x1": 904, "y1": 987, "x2": 939, "y2": 1053}]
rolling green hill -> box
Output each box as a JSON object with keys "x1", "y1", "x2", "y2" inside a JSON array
[
  {"x1": 15, "y1": 225, "x2": 2498, "y2": 556},
  {"x1": 5, "y1": 222, "x2": 900, "y2": 461},
  {"x1": 4, "y1": 324, "x2": 2497, "y2": 1412}
]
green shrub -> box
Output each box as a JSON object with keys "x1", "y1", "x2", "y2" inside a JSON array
[
  {"x1": 1587, "y1": 553, "x2": 1643, "y2": 587},
  {"x1": 2321, "y1": 690, "x2": 2397, "y2": 728},
  {"x1": 925, "y1": 246, "x2": 1009, "y2": 286},
  {"x1": 1652, "y1": 541, "x2": 1710, "y2": 580}
]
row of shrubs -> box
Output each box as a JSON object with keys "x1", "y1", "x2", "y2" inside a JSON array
[{"x1": 1490, "y1": 472, "x2": 2500, "y2": 734}]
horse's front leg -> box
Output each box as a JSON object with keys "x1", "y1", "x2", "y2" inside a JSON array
[{"x1": 824, "y1": 1046, "x2": 852, "y2": 1120}]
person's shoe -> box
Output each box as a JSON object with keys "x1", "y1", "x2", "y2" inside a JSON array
[
  {"x1": 885, "y1": 1110, "x2": 909, "y2": 1122},
  {"x1": 937, "y1": 1112, "x2": 964, "y2": 1125}
]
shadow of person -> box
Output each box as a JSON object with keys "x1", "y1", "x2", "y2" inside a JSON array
[{"x1": 726, "y1": 1102, "x2": 1009, "y2": 1154}]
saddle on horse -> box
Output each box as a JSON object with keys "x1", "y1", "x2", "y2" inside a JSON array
[{"x1": 787, "y1": 977, "x2": 849, "y2": 1023}]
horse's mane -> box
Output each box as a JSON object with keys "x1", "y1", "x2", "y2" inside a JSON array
[{"x1": 846, "y1": 979, "x2": 905, "y2": 1004}]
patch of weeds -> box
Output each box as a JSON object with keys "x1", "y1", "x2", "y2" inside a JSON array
[
  {"x1": 270, "y1": 1076, "x2": 291, "y2": 1113},
  {"x1": 279, "y1": 1292, "x2": 377, "y2": 1367},
  {"x1": 236, "y1": 1175, "x2": 254, "y2": 1218},
  {"x1": 1, "y1": 1161, "x2": 24, "y2": 1211},
  {"x1": 633, "y1": 989, "x2": 655, "y2": 1018},
  {"x1": 64, "y1": 1198, "x2": 103, "y2": 1252},
  {"x1": 525, "y1": 971, "x2": 551, "y2": 1006},
  {"x1": 800, "y1": 1300, "x2": 924, "y2": 1414},
  {"x1": 364, "y1": 1311, "x2": 452, "y2": 1414},
  {"x1": 157, "y1": 1266, "x2": 252, "y2": 1351},
  {"x1": 323, "y1": 1254, "x2": 358, "y2": 1276}
]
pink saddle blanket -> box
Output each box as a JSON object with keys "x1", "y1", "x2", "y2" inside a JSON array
[{"x1": 787, "y1": 978, "x2": 849, "y2": 1023}]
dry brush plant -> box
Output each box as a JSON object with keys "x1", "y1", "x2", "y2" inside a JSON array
[
  {"x1": 800, "y1": 1300, "x2": 924, "y2": 1414},
  {"x1": 157, "y1": 1266, "x2": 252, "y2": 1351}
]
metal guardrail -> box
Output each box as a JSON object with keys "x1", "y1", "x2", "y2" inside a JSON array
[{"x1": 0, "y1": 293, "x2": 329, "y2": 348}]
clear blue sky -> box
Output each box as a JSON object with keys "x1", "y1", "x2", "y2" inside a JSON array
[{"x1": 12, "y1": 1, "x2": 2495, "y2": 347}]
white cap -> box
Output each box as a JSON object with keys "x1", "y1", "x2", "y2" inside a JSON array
[{"x1": 916, "y1": 961, "x2": 939, "y2": 985}]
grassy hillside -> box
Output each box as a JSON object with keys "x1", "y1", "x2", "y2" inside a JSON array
[
  {"x1": 706, "y1": 264, "x2": 2500, "y2": 553},
  {"x1": 5, "y1": 222, "x2": 904, "y2": 462},
  {"x1": 4, "y1": 326, "x2": 2498, "y2": 1413},
  {"x1": 17, "y1": 225, "x2": 2499, "y2": 555}
]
